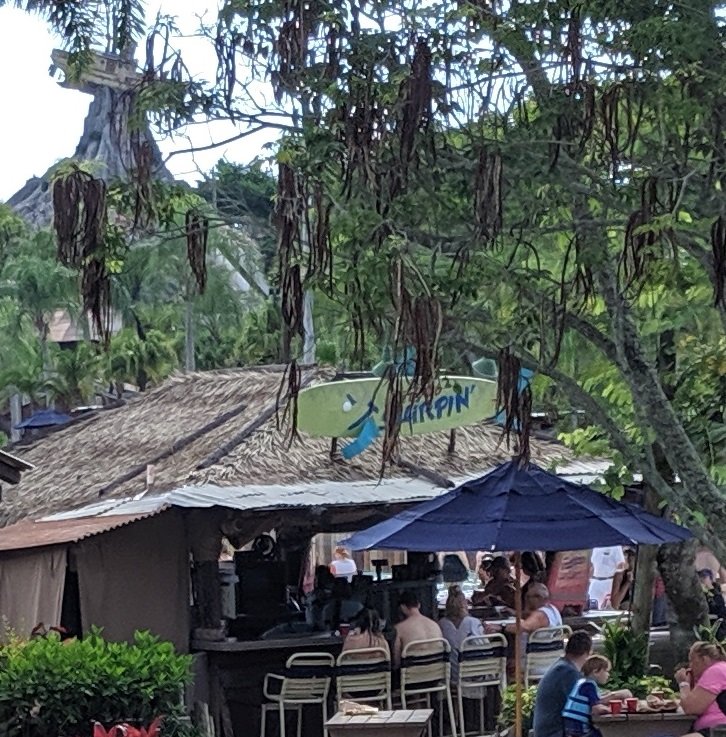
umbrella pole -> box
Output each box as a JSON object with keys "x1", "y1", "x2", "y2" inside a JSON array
[{"x1": 514, "y1": 551, "x2": 523, "y2": 737}]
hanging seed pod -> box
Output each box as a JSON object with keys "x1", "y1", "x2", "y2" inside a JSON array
[
  {"x1": 52, "y1": 169, "x2": 107, "y2": 267},
  {"x1": 275, "y1": 163, "x2": 305, "y2": 359},
  {"x1": 276, "y1": 358, "x2": 302, "y2": 443},
  {"x1": 398, "y1": 39, "x2": 433, "y2": 177},
  {"x1": 601, "y1": 85, "x2": 621, "y2": 177},
  {"x1": 619, "y1": 177, "x2": 665, "y2": 289},
  {"x1": 185, "y1": 210, "x2": 209, "y2": 294},
  {"x1": 473, "y1": 147, "x2": 503, "y2": 245},
  {"x1": 81, "y1": 258, "x2": 113, "y2": 347},
  {"x1": 567, "y1": 7, "x2": 582, "y2": 85},
  {"x1": 711, "y1": 216, "x2": 726, "y2": 306},
  {"x1": 496, "y1": 347, "x2": 532, "y2": 465},
  {"x1": 406, "y1": 295, "x2": 443, "y2": 404},
  {"x1": 131, "y1": 134, "x2": 155, "y2": 230}
]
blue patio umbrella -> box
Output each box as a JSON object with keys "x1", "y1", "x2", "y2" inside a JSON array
[
  {"x1": 343, "y1": 461, "x2": 691, "y2": 737},
  {"x1": 342, "y1": 460, "x2": 691, "y2": 552},
  {"x1": 342, "y1": 460, "x2": 692, "y2": 737},
  {"x1": 14, "y1": 409, "x2": 72, "y2": 430}
]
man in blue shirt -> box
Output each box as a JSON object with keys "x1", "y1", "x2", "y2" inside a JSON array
[{"x1": 533, "y1": 630, "x2": 593, "y2": 737}]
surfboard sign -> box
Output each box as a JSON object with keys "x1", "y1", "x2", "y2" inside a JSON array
[{"x1": 296, "y1": 376, "x2": 498, "y2": 439}]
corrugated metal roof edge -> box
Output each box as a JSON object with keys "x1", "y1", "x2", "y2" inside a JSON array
[{"x1": 0, "y1": 507, "x2": 171, "y2": 553}]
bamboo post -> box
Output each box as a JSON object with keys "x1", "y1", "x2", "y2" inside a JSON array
[{"x1": 514, "y1": 551, "x2": 523, "y2": 737}]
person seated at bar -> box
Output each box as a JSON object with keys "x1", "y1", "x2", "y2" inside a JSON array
[
  {"x1": 488, "y1": 583, "x2": 561, "y2": 640},
  {"x1": 305, "y1": 565, "x2": 335, "y2": 629},
  {"x1": 519, "y1": 551, "x2": 547, "y2": 609},
  {"x1": 479, "y1": 555, "x2": 517, "y2": 609},
  {"x1": 471, "y1": 555, "x2": 494, "y2": 606},
  {"x1": 392, "y1": 590, "x2": 441, "y2": 669},
  {"x1": 342, "y1": 607, "x2": 390, "y2": 655},
  {"x1": 678, "y1": 641, "x2": 726, "y2": 737},
  {"x1": 323, "y1": 579, "x2": 364, "y2": 631},
  {"x1": 438, "y1": 585, "x2": 485, "y2": 682}
]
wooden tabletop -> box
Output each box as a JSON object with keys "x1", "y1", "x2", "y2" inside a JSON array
[
  {"x1": 594, "y1": 711, "x2": 688, "y2": 722},
  {"x1": 326, "y1": 710, "x2": 434, "y2": 728}
]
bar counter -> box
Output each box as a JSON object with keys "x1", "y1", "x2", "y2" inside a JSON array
[
  {"x1": 195, "y1": 634, "x2": 346, "y2": 737},
  {"x1": 193, "y1": 632, "x2": 344, "y2": 652}
]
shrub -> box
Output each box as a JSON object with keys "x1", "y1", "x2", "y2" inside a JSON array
[
  {"x1": 498, "y1": 684, "x2": 538, "y2": 733},
  {"x1": 0, "y1": 628, "x2": 192, "y2": 737}
]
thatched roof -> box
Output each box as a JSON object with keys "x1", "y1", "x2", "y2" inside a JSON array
[{"x1": 1, "y1": 365, "x2": 574, "y2": 526}]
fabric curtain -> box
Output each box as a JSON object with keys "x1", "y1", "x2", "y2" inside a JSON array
[
  {"x1": 0, "y1": 547, "x2": 66, "y2": 639},
  {"x1": 75, "y1": 511, "x2": 190, "y2": 651}
]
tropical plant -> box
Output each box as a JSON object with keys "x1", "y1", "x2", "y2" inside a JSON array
[
  {"x1": 693, "y1": 619, "x2": 726, "y2": 646},
  {"x1": 601, "y1": 619, "x2": 650, "y2": 693},
  {"x1": 107, "y1": 328, "x2": 177, "y2": 393},
  {"x1": 0, "y1": 628, "x2": 191, "y2": 737},
  {"x1": 497, "y1": 685, "x2": 537, "y2": 733}
]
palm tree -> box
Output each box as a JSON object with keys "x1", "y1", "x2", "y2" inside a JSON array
[
  {"x1": 47, "y1": 342, "x2": 105, "y2": 408},
  {"x1": 0, "y1": 230, "x2": 79, "y2": 358},
  {"x1": 107, "y1": 327, "x2": 177, "y2": 394}
]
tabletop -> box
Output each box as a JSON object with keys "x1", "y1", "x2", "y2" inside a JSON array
[
  {"x1": 327, "y1": 710, "x2": 433, "y2": 727},
  {"x1": 593, "y1": 710, "x2": 693, "y2": 737}
]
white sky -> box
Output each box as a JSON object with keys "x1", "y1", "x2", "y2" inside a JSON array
[{"x1": 0, "y1": 3, "x2": 277, "y2": 202}]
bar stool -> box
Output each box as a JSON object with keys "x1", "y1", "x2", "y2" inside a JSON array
[
  {"x1": 336, "y1": 647, "x2": 392, "y2": 710},
  {"x1": 260, "y1": 652, "x2": 335, "y2": 737},
  {"x1": 524, "y1": 625, "x2": 571, "y2": 687},
  {"x1": 400, "y1": 638, "x2": 457, "y2": 737},
  {"x1": 456, "y1": 634, "x2": 507, "y2": 737}
]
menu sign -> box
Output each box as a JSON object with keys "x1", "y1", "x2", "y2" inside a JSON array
[{"x1": 547, "y1": 549, "x2": 592, "y2": 611}]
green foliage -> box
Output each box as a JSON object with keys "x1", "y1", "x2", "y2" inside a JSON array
[
  {"x1": 497, "y1": 685, "x2": 538, "y2": 732},
  {"x1": 108, "y1": 329, "x2": 177, "y2": 392},
  {"x1": 601, "y1": 619, "x2": 650, "y2": 693},
  {"x1": 0, "y1": 628, "x2": 191, "y2": 737},
  {"x1": 693, "y1": 618, "x2": 726, "y2": 645}
]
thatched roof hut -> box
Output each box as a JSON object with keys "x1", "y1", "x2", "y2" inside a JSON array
[{"x1": 2, "y1": 365, "x2": 575, "y2": 526}]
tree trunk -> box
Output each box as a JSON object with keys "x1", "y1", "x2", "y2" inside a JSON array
[
  {"x1": 185, "y1": 300, "x2": 196, "y2": 372},
  {"x1": 9, "y1": 394, "x2": 22, "y2": 442},
  {"x1": 631, "y1": 545, "x2": 657, "y2": 637},
  {"x1": 302, "y1": 289, "x2": 316, "y2": 365},
  {"x1": 631, "y1": 485, "x2": 660, "y2": 636},
  {"x1": 657, "y1": 540, "x2": 708, "y2": 662}
]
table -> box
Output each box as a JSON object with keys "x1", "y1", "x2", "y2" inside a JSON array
[
  {"x1": 593, "y1": 711, "x2": 694, "y2": 737},
  {"x1": 326, "y1": 709, "x2": 433, "y2": 737}
]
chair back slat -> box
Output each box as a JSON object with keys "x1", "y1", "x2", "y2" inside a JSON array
[
  {"x1": 280, "y1": 652, "x2": 335, "y2": 702},
  {"x1": 525, "y1": 627, "x2": 568, "y2": 686},
  {"x1": 458, "y1": 634, "x2": 507, "y2": 693},
  {"x1": 336, "y1": 647, "x2": 391, "y2": 706},
  {"x1": 401, "y1": 638, "x2": 450, "y2": 690}
]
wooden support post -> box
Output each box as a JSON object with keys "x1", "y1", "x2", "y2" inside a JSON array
[
  {"x1": 189, "y1": 510, "x2": 225, "y2": 640},
  {"x1": 514, "y1": 551, "x2": 523, "y2": 737}
]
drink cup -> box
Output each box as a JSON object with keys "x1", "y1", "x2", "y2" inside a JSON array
[
  {"x1": 626, "y1": 698, "x2": 639, "y2": 713},
  {"x1": 339, "y1": 623, "x2": 351, "y2": 638},
  {"x1": 610, "y1": 701, "x2": 623, "y2": 715}
]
